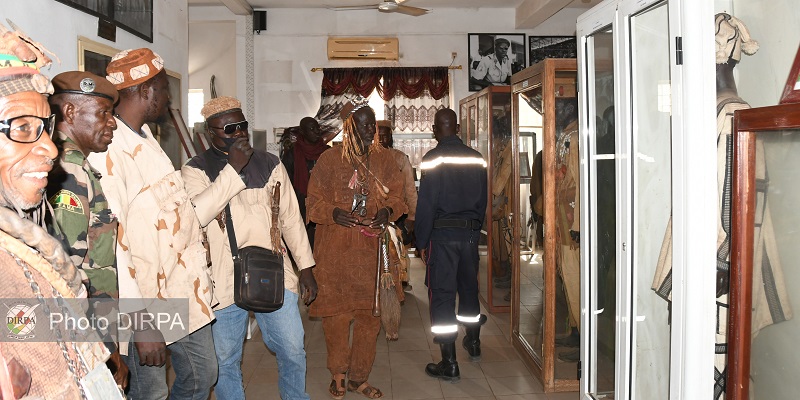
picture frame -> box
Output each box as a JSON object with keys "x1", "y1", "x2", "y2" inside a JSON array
[
  {"x1": 778, "y1": 44, "x2": 800, "y2": 104},
  {"x1": 468, "y1": 33, "x2": 526, "y2": 92},
  {"x1": 169, "y1": 108, "x2": 198, "y2": 160},
  {"x1": 528, "y1": 36, "x2": 577, "y2": 67},
  {"x1": 519, "y1": 151, "x2": 532, "y2": 184},
  {"x1": 55, "y1": 0, "x2": 153, "y2": 42}
]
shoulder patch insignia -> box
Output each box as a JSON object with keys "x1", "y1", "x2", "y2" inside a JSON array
[{"x1": 49, "y1": 190, "x2": 84, "y2": 214}]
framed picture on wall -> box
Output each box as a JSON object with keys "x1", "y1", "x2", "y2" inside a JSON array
[
  {"x1": 779, "y1": 44, "x2": 800, "y2": 104},
  {"x1": 468, "y1": 33, "x2": 526, "y2": 92},
  {"x1": 528, "y1": 36, "x2": 577, "y2": 66},
  {"x1": 56, "y1": 0, "x2": 153, "y2": 42}
]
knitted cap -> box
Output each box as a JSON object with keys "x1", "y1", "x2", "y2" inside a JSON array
[
  {"x1": 201, "y1": 96, "x2": 242, "y2": 120},
  {"x1": 715, "y1": 13, "x2": 759, "y2": 64},
  {"x1": 52, "y1": 71, "x2": 118, "y2": 103},
  {"x1": 105, "y1": 48, "x2": 165, "y2": 89}
]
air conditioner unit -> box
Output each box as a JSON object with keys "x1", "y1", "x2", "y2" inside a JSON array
[{"x1": 327, "y1": 37, "x2": 399, "y2": 60}]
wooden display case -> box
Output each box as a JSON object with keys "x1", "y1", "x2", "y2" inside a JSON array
[
  {"x1": 510, "y1": 58, "x2": 579, "y2": 392},
  {"x1": 458, "y1": 85, "x2": 512, "y2": 313},
  {"x1": 727, "y1": 103, "x2": 800, "y2": 400}
]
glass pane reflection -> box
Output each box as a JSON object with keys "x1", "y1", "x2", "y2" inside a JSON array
[
  {"x1": 591, "y1": 28, "x2": 616, "y2": 394},
  {"x1": 517, "y1": 84, "x2": 545, "y2": 361},
  {"x1": 750, "y1": 131, "x2": 800, "y2": 399},
  {"x1": 631, "y1": 3, "x2": 671, "y2": 399}
]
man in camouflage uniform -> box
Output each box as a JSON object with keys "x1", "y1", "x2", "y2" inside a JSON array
[
  {"x1": 48, "y1": 71, "x2": 120, "y2": 299},
  {"x1": 46, "y1": 70, "x2": 129, "y2": 387}
]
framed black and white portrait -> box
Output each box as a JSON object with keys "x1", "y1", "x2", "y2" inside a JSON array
[
  {"x1": 55, "y1": 0, "x2": 153, "y2": 42},
  {"x1": 528, "y1": 36, "x2": 577, "y2": 66},
  {"x1": 468, "y1": 33, "x2": 526, "y2": 92}
]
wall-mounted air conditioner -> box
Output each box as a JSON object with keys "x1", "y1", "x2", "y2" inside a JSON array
[{"x1": 327, "y1": 37, "x2": 399, "y2": 60}]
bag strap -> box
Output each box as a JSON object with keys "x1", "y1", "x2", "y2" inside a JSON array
[
  {"x1": 225, "y1": 181, "x2": 284, "y2": 259},
  {"x1": 224, "y1": 204, "x2": 239, "y2": 260}
]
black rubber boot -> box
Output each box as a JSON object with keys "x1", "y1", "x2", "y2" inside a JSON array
[
  {"x1": 462, "y1": 314, "x2": 487, "y2": 361},
  {"x1": 425, "y1": 342, "x2": 460, "y2": 383}
]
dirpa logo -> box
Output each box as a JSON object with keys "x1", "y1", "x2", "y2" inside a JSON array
[{"x1": 6, "y1": 304, "x2": 39, "y2": 340}]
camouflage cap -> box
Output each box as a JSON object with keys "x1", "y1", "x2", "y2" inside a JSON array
[{"x1": 52, "y1": 71, "x2": 119, "y2": 103}]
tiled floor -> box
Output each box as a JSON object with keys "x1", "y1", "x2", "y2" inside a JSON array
[{"x1": 222, "y1": 257, "x2": 580, "y2": 399}]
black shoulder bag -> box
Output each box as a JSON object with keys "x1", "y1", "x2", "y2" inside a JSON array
[{"x1": 226, "y1": 182, "x2": 285, "y2": 313}]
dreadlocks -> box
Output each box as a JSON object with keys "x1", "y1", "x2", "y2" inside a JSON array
[{"x1": 341, "y1": 108, "x2": 383, "y2": 166}]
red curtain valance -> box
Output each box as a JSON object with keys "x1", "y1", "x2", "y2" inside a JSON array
[{"x1": 321, "y1": 67, "x2": 449, "y2": 100}]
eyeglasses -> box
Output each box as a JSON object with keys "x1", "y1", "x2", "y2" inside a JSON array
[
  {"x1": 209, "y1": 120, "x2": 248, "y2": 136},
  {"x1": 0, "y1": 114, "x2": 55, "y2": 143}
]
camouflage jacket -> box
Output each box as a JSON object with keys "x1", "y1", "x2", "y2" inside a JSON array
[{"x1": 48, "y1": 134, "x2": 119, "y2": 299}]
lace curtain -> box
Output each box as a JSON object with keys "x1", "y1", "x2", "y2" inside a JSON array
[{"x1": 313, "y1": 67, "x2": 449, "y2": 136}]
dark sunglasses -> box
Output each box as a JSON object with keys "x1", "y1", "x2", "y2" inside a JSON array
[
  {"x1": 0, "y1": 114, "x2": 55, "y2": 143},
  {"x1": 209, "y1": 120, "x2": 248, "y2": 136}
]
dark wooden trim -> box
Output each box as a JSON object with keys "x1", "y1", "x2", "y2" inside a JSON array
[{"x1": 727, "y1": 103, "x2": 800, "y2": 399}]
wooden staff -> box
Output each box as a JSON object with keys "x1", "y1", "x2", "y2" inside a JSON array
[{"x1": 372, "y1": 231, "x2": 382, "y2": 317}]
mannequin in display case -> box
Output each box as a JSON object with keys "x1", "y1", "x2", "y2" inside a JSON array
[
  {"x1": 651, "y1": 13, "x2": 792, "y2": 399},
  {"x1": 554, "y1": 98, "x2": 581, "y2": 362}
]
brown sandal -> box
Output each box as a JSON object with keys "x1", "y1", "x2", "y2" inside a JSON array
[
  {"x1": 347, "y1": 380, "x2": 383, "y2": 399},
  {"x1": 329, "y1": 373, "x2": 346, "y2": 399}
]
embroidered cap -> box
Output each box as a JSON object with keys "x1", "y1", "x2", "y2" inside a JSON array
[
  {"x1": 0, "y1": 20, "x2": 56, "y2": 97},
  {"x1": 200, "y1": 96, "x2": 242, "y2": 120},
  {"x1": 52, "y1": 71, "x2": 119, "y2": 103},
  {"x1": 715, "y1": 13, "x2": 759, "y2": 64},
  {"x1": 105, "y1": 48, "x2": 165, "y2": 90},
  {"x1": 339, "y1": 96, "x2": 370, "y2": 121}
]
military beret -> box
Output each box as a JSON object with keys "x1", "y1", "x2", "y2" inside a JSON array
[
  {"x1": 105, "y1": 48, "x2": 164, "y2": 90},
  {"x1": 201, "y1": 96, "x2": 242, "y2": 120},
  {"x1": 52, "y1": 71, "x2": 118, "y2": 103}
]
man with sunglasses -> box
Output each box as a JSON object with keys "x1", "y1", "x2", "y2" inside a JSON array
[
  {"x1": 86, "y1": 48, "x2": 218, "y2": 400},
  {"x1": 182, "y1": 96, "x2": 317, "y2": 399},
  {"x1": 46, "y1": 70, "x2": 129, "y2": 389}
]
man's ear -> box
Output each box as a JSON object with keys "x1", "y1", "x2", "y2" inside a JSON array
[
  {"x1": 61, "y1": 102, "x2": 76, "y2": 125},
  {"x1": 138, "y1": 81, "x2": 152, "y2": 101}
]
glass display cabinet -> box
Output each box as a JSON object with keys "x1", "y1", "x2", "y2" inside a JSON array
[
  {"x1": 728, "y1": 103, "x2": 800, "y2": 400},
  {"x1": 458, "y1": 86, "x2": 512, "y2": 313},
  {"x1": 510, "y1": 58, "x2": 579, "y2": 392}
]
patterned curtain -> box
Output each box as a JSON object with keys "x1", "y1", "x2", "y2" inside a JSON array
[
  {"x1": 321, "y1": 67, "x2": 449, "y2": 100},
  {"x1": 316, "y1": 67, "x2": 449, "y2": 136},
  {"x1": 385, "y1": 89, "x2": 448, "y2": 133}
]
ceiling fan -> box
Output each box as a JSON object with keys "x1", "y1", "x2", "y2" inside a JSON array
[{"x1": 328, "y1": 0, "x2": 429, "y2": 17}]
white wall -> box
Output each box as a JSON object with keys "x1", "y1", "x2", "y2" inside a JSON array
[
  {"x1": 4, "y1": 0, "x2": 190, "y2": 121},
  {"x1": 189, "y1": 21, "x2": 237, "y2": 100},
  {"x1": 189, "y1": 5, "x2": 584, "y2": 149},
  {"x1": 730, "y1": 0, "x2": 800, "y2": 107}
]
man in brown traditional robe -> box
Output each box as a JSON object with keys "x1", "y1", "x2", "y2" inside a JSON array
[{"x1": 307, "y1": 100, "x2": 407, "y2": 399}]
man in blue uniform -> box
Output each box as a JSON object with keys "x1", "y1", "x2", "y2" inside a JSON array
[{"x1": 416, "y1": 108, "x2": 488, "y2": 382}]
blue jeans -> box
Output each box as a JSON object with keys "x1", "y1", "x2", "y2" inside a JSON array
[
  {"x1": 122, "y1": 323, "x2": 218, "y2": 400},
  {"x1": 212, "y1": 289, "x2": 310, "y2": 400}
]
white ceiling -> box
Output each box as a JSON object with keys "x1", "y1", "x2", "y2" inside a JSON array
[
  {"x1": 187, "y1": 0, "x2": 525, "y2": 8},
  {"x1": 187, "y1": 0, "x2": 596, "y2": 11}
]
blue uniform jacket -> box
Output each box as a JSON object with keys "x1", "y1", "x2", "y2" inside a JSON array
[{"x1": 415, "y1": 135, "x2": 488, "y2": 248}]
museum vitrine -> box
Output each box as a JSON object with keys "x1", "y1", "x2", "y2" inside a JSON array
[
  {"x1": 510, "y1": 58, "x2": 579, "y2": 392},
  {"x1": 727, "y1": 103, "x2": 800, "y2": 400},
  {"x1": 458, "y1": 86, "x2": 513, "y2": 313}
]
